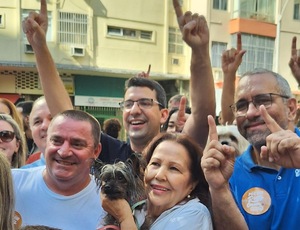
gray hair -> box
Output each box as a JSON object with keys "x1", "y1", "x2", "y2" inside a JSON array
[{"x1": 241, "y1": 68, "x2": 292, "y2": 97}]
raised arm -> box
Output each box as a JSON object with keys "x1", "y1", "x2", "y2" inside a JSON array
[
  {"x1": 221, "y1": 33, "x2": 246, "y2": 125},
  {"x1": 289, "y1": 36, "x2": 300, "y2": 85},
  {"x1": 201, "y1": 115, "x2": 248, "y2": 230},
  {"x1": 172, "y1": 0, "x2": 215, "y2": 148},
  {"x1": 22, "y1": 0, "x2": 73, "y2": 116}
]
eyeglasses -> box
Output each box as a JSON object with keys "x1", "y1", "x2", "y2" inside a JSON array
[
  {"x1": 230, "y1": 93, "x2": 289, "y2": 117},
  {"x1": 0, "y1": 131, "x2": 15, "y2": 143},
  {"x1": 119, "y1": 98, "x2": 163, "y2": 111}
]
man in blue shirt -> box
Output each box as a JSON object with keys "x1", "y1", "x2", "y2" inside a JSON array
[{"x1": 202, "y1": 68, "x2": 300, "y2": 230}]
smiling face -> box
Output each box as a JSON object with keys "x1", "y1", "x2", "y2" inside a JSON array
[
  {"x1": 122, "y1": 86, "x2": 168, "y2": 151},
  {"x1": 235, "y1": 73, "x2": 295, "y2": 149},
  {"x1": 144, "y1": 140, "x2": 195, "y2": 216},
  {"x1": 0, "y1": 120, "x2": 19, "y2": 165},
  {"x1": 44, "y1": 116, "x2": 100, "y2": 194},
  {"x1": 29, "y1": 98, "x2": 52, "y2": 153}
]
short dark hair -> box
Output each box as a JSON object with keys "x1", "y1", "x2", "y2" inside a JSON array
[
  {"x1": 143, "y1": 132, "x2": 210, "y2": 209},
  {"x1": 103, "y1": 118, "x2": 122, "y2": 139},
  {"x1": 16, "y1": 101, "x2": 34, "y2": 116},
  {"x1": 161, "y1": 107, "x2": 191, "y2": 132},
  {"x1": 51, "y1": 110, "x2": 101, "y2": 149},
  {"x1": 124, "y1": 77, "x2": 167, "y2": 109}
]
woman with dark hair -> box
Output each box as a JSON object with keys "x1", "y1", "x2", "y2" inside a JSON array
[
  {"x1": 162, "y1": 107, "x2": 191, "y2": 133},
  {"x1": 101, "y1": 132, "x2": 212, "y2": 229}
]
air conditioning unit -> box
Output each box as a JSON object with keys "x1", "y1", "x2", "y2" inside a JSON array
[
  {"x1": 172, "y1": 58, "x2": 179, "y2": 65},
  {"x1": 71, "y1": 46, "x2": 85, "y2": 57},
  {"x1": 24, "y1": 43, "x2": 34, "y2": 54}
]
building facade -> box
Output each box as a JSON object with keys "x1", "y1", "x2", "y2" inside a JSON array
[{"x1": 0, "y1": 0, "x2": 299, "y2": 119}]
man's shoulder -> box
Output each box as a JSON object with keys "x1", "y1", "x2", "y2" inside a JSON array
[
  {"x1": 12, "y1": 166, "x2": 45, "y2": 179},
  {"x1": 99, "y1": 132, "x2": 132, "y2": 163}
]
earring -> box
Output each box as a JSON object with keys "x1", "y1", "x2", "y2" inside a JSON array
[{"x1": 187, "y1": 194, "x2": 191, "y2": 199}]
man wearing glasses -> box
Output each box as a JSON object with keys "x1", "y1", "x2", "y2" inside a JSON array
[
  {"x1": 23, "y1": 0, "x2": 215, "y2": 164},
  {"x1": 99, "y1": 77, "x2": 169, "y2": 163},
  {"x1": 202, "y1": 68, "x2": 300, "y2": 229}
]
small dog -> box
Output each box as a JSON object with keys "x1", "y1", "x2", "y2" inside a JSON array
[
  {"x1": 217, "y1": 125, "x2": 249, "y2": 157},
  {"x1": 93, "y1": 153, "x2": 146, "y2": 229}
]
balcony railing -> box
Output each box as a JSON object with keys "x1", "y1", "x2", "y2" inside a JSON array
[{"x1": 232, "y1": 10, "x2": 275, "y2": 23}]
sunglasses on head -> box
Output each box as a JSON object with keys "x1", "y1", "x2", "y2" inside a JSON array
[{"x1": 0, "y1": 131, "x2": 15, "y2": 142}]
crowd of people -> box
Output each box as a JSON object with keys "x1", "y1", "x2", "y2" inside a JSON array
[{"x1": 1, "y1": 0, "x2": 300, "y2": 229}]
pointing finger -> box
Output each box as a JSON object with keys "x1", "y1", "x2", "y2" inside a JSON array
[
  {"x1": 259, "y1": 105, "x2": 283, "y2": 133},
  {"x1": 291, "y1": 36, "x2": 297, "y2": 57},
  {"x1": 173, "y1": 0, "x2": 183, "y2": 18},
  {"x1": 177, "y1": 96, "x2": 186, "y2": 119},
  {"x1": 207, "y1": 115, "x2": 218, "y2": 142},
  {"x1": 237, "y1": 33, "x2": 242, "y2": 51},
  {"x1": 40, "y1": 0, "x2": 47, "y2": 17},
  {"x1": 147, "y1": 64, "x2": 151, "y2": 76}
]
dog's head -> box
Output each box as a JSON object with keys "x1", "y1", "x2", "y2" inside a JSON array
[
  {"x1": 217, "y1": 125, "x2": 249, "y2": 157},
  {"x1": 93, "y1": 153, "x2": 146, "y2": 205}
]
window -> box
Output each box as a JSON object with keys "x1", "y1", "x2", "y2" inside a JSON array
[
  {"x1": 232, "y1": 33, "x2": 274, "y2": 75},
  {"x1": 234, "y1": 0, "x2": 275, "y2": 23},
  {"x1": 211, "y1": 42, "x2": 227, "y2": 68},
  {"x1": 22, "y1": 10, "x2": 52, "y2": 41},
  {"x1": 107, "y1": 27, "x2": 122, "y2": 36},
  {"x1": 168, "y1": 27, "x2": 183, "y2": 54},
  {"x1": 58, "y1": 12, "x2": 88, "y2": 45},
  {"x1": 213, "y1": 0, "x2": 227, "y2": 10},
  {"x1": 107, "y1": 26, "x2": 152, "y2": 41},
  {"x1": 0, "y1": 13, "x2": 5, "y2": 28},
  {"x1": 140, "y1": 31, "x2": 152, "y2": 40},
  {"x1": 294, "y1": 1, "x2": 300, "y2": 20}
]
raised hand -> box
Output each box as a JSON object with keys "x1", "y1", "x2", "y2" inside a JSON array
[
  {"x1": 221, "y1": 33, "x2": 246, "y2": 125},
  {"x1": 22, "y1": 0, "x2": 48, "y2": 50},
  {"x1": 175, "y1": 96, "x2": 188, "y2": 132},
  {"x1": 222, "y1": 33, "x2": 246, "y2": 76},
  {"x1": 259, "y1": 105, "x2": 300, "y2": 168},
  {"x1": 288, "y1": 36, "x2": 300, "y2": 84},
  {"x1": 137, "y1": 64, "x2": 151, "y2": 78},
  {"x1": 173, "y1": 0, "x2": 215, "y2": 149},
  {"x1": 201, "y1": 115, "x2": 236, "y2": 190},
  {"x1": 172, "y1": 0, "x2": 209, "y2": 49}
]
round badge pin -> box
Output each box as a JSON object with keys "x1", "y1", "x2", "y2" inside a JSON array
[{"x1": 241, "y1": 187, "x2": 271, "y2": 215}]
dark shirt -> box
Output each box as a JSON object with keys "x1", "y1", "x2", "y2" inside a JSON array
[{"x1": 98, "y1": 132, "x2": 133, "y2": 164}]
